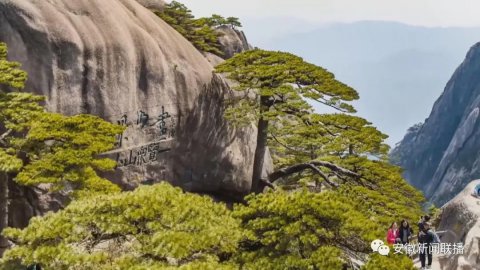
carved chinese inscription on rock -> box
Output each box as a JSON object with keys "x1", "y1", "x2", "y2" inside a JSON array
[
  {"x1": 116, "y1": 142, "x2": 171, "y2": 168},
  {"x1": 115, "y1": 114, "x2": 128, "y2": 147},
  {"x1": 110, "y1": 105, "x2": 177, "y2": 168}
]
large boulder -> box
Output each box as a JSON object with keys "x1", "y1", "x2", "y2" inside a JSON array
[
  {"x1": 418, "y1": 180, "x2": 480, "y2": 269},
  {"x1": 0, "y1": 0, "x2": 264, "y2": 218},
  {"x1": 216, "y1": 25, "x2": 252, "y2": 59}
]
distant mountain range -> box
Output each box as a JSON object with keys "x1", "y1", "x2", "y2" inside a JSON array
[
  {"x1": 242, "y1": 19, "x2": 480, "y2": 145},
  {"x1": 391, "y1": 42, "x2": 480, "y2": 206}
]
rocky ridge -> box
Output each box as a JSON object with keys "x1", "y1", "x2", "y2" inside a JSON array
[{"x1": 391, "y1": 42, "x2": 480, "y2": 205}]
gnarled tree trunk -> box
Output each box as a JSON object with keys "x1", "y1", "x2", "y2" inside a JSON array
[
  {"x1": 251, "y1": 97, "x2": 270, "y2": 193},
  {"x1": 0, "y1": 173, "x2": 9, "y2": 256}
]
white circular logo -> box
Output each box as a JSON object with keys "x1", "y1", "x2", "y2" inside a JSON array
[
  {"x1": 377, "y1": 245, "x2": 390, "y2": 256},
  {"x1": 370, "y1": 239, "x2": 384, "y2": 252}
]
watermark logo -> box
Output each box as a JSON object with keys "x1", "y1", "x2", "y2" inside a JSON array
[
  {"x1": 371, "y1": 239, "x2": 390, "y2": 256},
  {"x1": 393, "y1": 243, "x2": 464, "y2": 255}
]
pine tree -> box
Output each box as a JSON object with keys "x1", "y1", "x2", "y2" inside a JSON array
[
  {"x1": 153, "y1": 1, "x2": 224, "y2": 56},
  {"x1": 267, "y1": 113, "x2": 389, "y2": 187},
  {"x1": 233, "y1": 189, "x2": 377, "y2": 269},
  {"x1": 215, "y1": 49, "x2": 359, "y2": 193},
  {"x1": 0, "y1": 42, "x2": 34, "y2": 255},
  {"x1": 0, "y1": 42, "x2": 123, "y2": 254},
  {"x1": 1, "y1": 183, "x2": 242, "y2": 270},
  {"x1": 209, "y1": 14, "x2": 227, "y2": 27},
  {"x1": 216, "y1": 49, "x2": 424, "y2": 268},
  {"x1": 226, "y1": 17, "x2": 242, "y2": 29},
  {"x1": 0, "y1": 26, "x2": 425, "y2": 269},
  {"x1": 0, "y1": 44, "x2": 27, "y2": 89},
  {"x1": 15, "y1": 112, "x2": 124, "y2": 197},
  {"x1": 260, "y1": 108, "x2": 424, "y2": 257},
  {"x1": 362, "y1": 253, "x2": 416, "y2": 270},
  {"x1": 232, "y1": 184, "x2": 420, "y2": 269}
]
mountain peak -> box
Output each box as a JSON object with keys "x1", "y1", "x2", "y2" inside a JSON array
[{"x1": 392, "y1": 40, "x2": 480, "y2": 205}]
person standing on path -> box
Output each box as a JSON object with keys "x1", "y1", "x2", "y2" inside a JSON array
[
  {"x1": 386, "y1": 222, "x2": 399, "y2": 245},
  {"x1": 398, "y1": 219, "x2": 414, "y2": 244}
]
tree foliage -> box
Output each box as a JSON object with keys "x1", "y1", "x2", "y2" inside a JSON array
[
  {"x1": 215, "y1": 49, "x2": 359, "y2": 193},
  {"x1": 153, "y1": 2, "x2": 243, "y2": 57},
  {"x1": 0, "y1": 44, "x2": 27, "y2": 89},
  {"x1": 153, "y1": 1, "x2": 225, "y2": 56},
  {"x1": 199, "y1": 15, "x2": 242, "y2": 29},
  {"x1": 207, "y1": 14, "x2": 227, "y2": 27},
  {"x1": 216, "y1": 49, "x2": 359, "y2": 115},
  {"x1": 0, "y1": 42, "x2": 123, "y2": 198},
  {"x1": 268, "y1": 111, "x2": 424, "y2": 224},
  {"x1": 0, "y1": 41, "x2": 425, "y2": 270},
  {"x1": 1, "y1": 183, "x2": 242, "y2": 270},
  {"x1": 0, "y1": 100, "x2": 124, "y2": 198},
  {"x1": 2, "y1": 181, "x2": 420, "y2": 269},
  {"x1": 0, "y1": 41, "x2": 126, "y2": 259},
  {"x1": 361, "y1": 253, "x2": 416, "y2": 270},
  {"x1": 0, "y1": 42, "x2": 124, "y2": 258},
  {"x1": 226, "y1": 17, "x2": 242, "y2": 29},
  {"x1": 16, "y1": 113, "x2": 124, "y2": 197},
  {"x1": 215, "y1": 48, "x2": 425, "y2": 268},
  {"x1": 233, "y1": 190, "x2": 377, "y2": 269},
  {"x1": 232, "y1": 180, "x2": 421, "y2": 269},
  {"x1": 269, "y1": 113, "x2": 389, "y2": 170},
  {"x1": 3, "y1": 47, "x2": 124, "y2": 199}
]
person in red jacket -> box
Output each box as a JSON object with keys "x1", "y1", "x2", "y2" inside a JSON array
[{"x1": 386, "y1": 222, "x2": 399, "y2": 244}]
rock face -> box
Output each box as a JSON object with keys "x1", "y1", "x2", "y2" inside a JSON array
[
  {"x1": 216, "y1": 25, "x2": 252, "y2": 59},
  {"x1": 0, "y1": 0, "x2": 262, "y2": 218},
  {"x1": 134, "y1": 0, "x2": 165, "y2": 10},
  {"x1": 417, "y1": 180, "x2": 480, "y2": 270},
  {"x1": 391, "y1": 42, "x2": 480, "y2": 206}
]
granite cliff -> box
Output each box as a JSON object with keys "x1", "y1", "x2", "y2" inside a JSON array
[
  {"x1": 0, "y1": 0, "x2": 267, "y2": 225},
  {"x1": 392, "y1": 42, "x2": 480, "y2": 206}
]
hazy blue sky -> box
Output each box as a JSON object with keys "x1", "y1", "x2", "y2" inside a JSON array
[{"x1": 176, "y1": 0, "x2": 480, "y2": 27}]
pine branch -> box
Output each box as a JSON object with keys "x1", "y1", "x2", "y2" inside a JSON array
[
  {"x1": 306, "y1": 163, "x2": 339, "y2": 188},
  {"x1": 295, "y1": 83, "x2": 349, "y2": 113},
  {"x1": 309, "y1": 97, "x2": 350, "y2": 113},
  {"x1": 259, "y1": 178, "x2": 276, "y2": 190},
  {"x1": 270, "y1": 133, "x2": 307, "y2": 155},
  {"x1": 0, "y1": 129, "x2": 12, "y2": 145},
  {"x1": 0, "y1": 129, "x2": 12, "y2": 141},
  {"x1": 267, "y1": 160, "x2": 360, "y2": 188}
]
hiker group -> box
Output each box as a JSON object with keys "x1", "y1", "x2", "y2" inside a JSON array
[{"x1": 386, "y1": 216, "x2": 440, "y2": 270}]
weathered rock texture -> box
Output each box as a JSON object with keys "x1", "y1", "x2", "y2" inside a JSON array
[
  {"x1": 415, "y1": 180, "x2": 480, "y2": 270},
  {"x1": 0, "y1": 0, "x2": 262, "y2": 219},
  {"x1": 216, "y1": 25, "x2": 252, "y2": 59},
  {"x1": 391, "y1": 42, "x2": 480, "y2": 205},
  {"x1": 134, "y1": 0, "x2": 165, "y2": 10}
]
